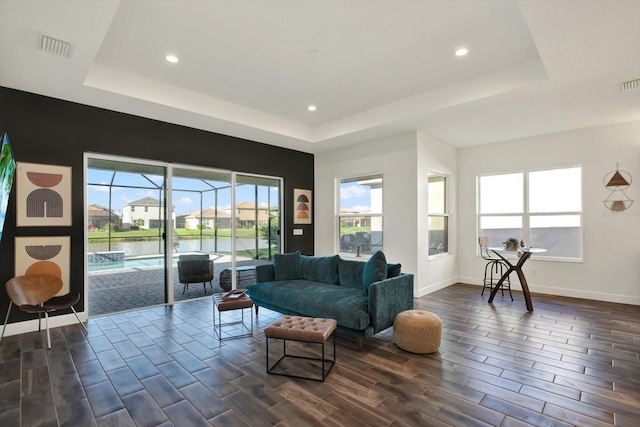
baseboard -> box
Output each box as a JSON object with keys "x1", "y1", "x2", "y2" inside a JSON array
[
  {"x1": 529, "y1": 284, "x2": 640, "y2": 306},
  {"x1": 416, "y1": 278, "x2": 457, "y2": 298},
  {"x1": 1, "y1": 311, "x2": 88, "y2": 339},
  {"x1": 454, "y1": 278, "x2": 640, "y2": 306}
]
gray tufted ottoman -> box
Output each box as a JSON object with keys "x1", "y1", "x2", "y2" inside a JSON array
[{"x1": 264, "y1": 315, "x2": 337, "y2": 381}]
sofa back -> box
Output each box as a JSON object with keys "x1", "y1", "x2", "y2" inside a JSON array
[
  {"x1": 267, "y1": 251, "x2": 402, "y2": 292},
  {"x1": 300, "y1": 255, "x2": 340, "y2": 284}
]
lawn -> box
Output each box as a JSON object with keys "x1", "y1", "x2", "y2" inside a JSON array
[{"x1": 88, "y1": 228, "x2": 259, "y2": 243}]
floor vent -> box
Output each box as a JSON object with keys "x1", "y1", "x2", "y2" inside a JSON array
[
  {"x1": 39, "y1": 35, "x2": 71, "y2": 58},
  {"x1": 621, "y1": 79, "x2": 639, "y2": 92}
]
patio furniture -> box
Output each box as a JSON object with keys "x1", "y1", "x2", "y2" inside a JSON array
[
  {"x1": 219, "y1": 266, "x2": 256, "y2": 292},
  {"x1": 178, "y1": 254, "x2": 213, "y2": 295}
]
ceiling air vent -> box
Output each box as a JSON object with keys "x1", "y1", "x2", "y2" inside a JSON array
[
  {"x1": 621, "y1": 79, "x2": 639, "y2": 92},
  {"x1": 39, "y1": 35, "x2": 71, "y2": 58}
]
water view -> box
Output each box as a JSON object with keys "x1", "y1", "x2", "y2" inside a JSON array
[{"x1": 88, "y1": 237, "x2": 271, "y2": 257}]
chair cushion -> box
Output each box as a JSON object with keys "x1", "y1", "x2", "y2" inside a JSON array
[
  {"x1": 362, "y1": 251, "x2": 388, "y2": 294},
  {"x1": 273, "y1": 251, "x2": 302, "y2": 281}
]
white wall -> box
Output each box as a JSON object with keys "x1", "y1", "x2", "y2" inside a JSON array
[
  {"x1": 315, "y1": 131, "x2": 459, "y2": 296},
  {"x1": 458, "y1": 120, "x2": 640, "y2": 305},
  {"x1": 315, "y1": 132, "x2": 418, "y2": 277},
  {"x1": 417, "y1": 132, "x2": 458, "y2": 296}
]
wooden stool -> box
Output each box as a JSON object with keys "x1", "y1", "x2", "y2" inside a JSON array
[
  {"x1": 212, "y1": 292, "x2": 253, "y2": 340},
  {"x1": 394, "y1": 310, "x2": 442, "y2": 354},
  {"x1": 264, "y1": 316, "x2": 337, "y2": 381}
]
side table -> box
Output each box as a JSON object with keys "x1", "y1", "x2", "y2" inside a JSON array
[{"x1": 212, "y1": 292, "x2": 253, "y2": 340}]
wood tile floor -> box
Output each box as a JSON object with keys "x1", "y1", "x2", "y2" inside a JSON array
[{"x1": 0, "y1": 283, "x2": 639, "y2": 426}]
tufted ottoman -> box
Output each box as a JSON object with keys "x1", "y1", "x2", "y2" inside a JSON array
[
  {"x1": 393, "y1": 310, "x2": 442, "y2": 354},
  {"x1": 264, "y1": 316, "x2": 337, "y2": 381}
]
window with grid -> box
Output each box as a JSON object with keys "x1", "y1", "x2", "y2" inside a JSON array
[
  {"x1": 478, "y1": 166, "x2": 582, "y2": 260},
  {"x1": 428, "y1": 173, "x2": 448, "y2": 256},
  {"x1": 338, "y1": 174, "x2": 383, "y2": 256}
]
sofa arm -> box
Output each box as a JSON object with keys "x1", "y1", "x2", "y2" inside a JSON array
[
  {"x1": 368, "y1": 273, "x2": 414, "y2": 334},
  {"x1": 255, "y1": 264, "x2": 275, "y2": 282}
]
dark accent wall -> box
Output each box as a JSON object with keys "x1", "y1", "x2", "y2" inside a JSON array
[{"x1": 0, "y1": 86, "x2": 314, "y2": 322}]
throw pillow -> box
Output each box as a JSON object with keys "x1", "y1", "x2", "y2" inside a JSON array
[
  {"x1": 273, "y1": 251, "x2": 302, "y2": 281},
  {"x1": 387, "y1": 263, "x2": 402, "y2": 278},
  {"x1": 338, "y1": 258, "x2": 365, "y2": 289},
  {"x1": 362, "y1": 251, "x2": 387, "y2": 295}
]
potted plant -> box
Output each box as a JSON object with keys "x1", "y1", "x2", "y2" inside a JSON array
[{"x1": 503, "y1": 237, "x2": 519, "y2": 251}]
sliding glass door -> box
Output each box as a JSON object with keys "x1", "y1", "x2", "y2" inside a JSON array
[
  {"x1": 86, "y1": 156, "x2": 168, "y2": 316},
  {"x1": 85, "y1": 155, "x2": 282, "y2": 316}
]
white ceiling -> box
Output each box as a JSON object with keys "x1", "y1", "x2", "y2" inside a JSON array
[{"x1": 1, "y1": 0, "x2": 639, "y2": 154}]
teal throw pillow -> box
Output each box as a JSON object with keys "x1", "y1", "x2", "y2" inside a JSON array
[
  {"x1": 362, "y1": 251, "x2": 387, "y2": 294},
  {"x1": 273, "y1": 251, "x2": 302, "y2": 281},
  {"x1": 387, "y1": 263, "x2": 402, "y2": 278}
]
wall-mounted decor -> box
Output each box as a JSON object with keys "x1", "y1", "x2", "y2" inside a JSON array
[
  {"x1": 16, "y1": 162, "x2": 72, "y2": 226},
  {"x1": 603, "y1": 163, "x2": 633, "y2": 212},
  {"x1": 293, "y1": 188, "x2": 312, "y2": 224},
  {"x1": 0, "y1": 133, "x2": 16, "y2": 243},
  {"x1": 15, "y1": 236, "x2": 70, "y2": 296}
]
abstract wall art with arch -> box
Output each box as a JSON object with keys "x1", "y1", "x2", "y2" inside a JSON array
[
  {"x1": 16, "y1": 162, "x2": 71, "y2": 226},
  {"x1": 15, "y1": 236, "x2": 70, "y2": 295},
  {"x1": 293, "y1": 188, "x2": 312, "y2": 225}
]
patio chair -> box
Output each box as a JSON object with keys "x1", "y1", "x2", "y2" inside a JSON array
[
  {"x1": 178, "y1": 254, "x2": 214, "y2": 295},
  {"x1": 0, "y1": 274, "x2": 86, "y2": 349}
]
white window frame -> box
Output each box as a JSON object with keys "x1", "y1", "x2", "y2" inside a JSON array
[
  {"x1": 428, "y1": 172, "x2": 449, "y2": 259},
  {"x1": 477, "y1": 166, "x2": 583, "y2": 262},
  {"x1": 336, "y1": 174, "x2": 383, "y2": 258}
]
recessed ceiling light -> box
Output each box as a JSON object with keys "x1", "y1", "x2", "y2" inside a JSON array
[
  {"x1": 455, "y1": 48, "x2": 468, "y2": 57},
  {"x1": 307, "y1": 105, "x2": 317, "y2": 111},
  {"x1": 166, "y1": 54, "x2": 179, "y2": 63},
  {"x1": 307, "y1": 49, "x2": 322, "y2": 56}
]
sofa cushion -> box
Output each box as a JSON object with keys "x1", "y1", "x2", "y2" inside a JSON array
[
  {"x1": 338, "y1": 258, "x2": 365, "y2": 290},
  {"x1": 387, "y1": 263, "x2": 402, "y2": 278},
  {"x1": 273, "y1": 251, "x2": 302, "y2": 281},
  {"x1": 362, "y1": 251, "x2": 387, "y2": 294},
  {"x1": 248, "y1": 281, "x2": 370, "y2": 330},
  {"x1": 300, "y1": 255, "x2": 340, "y2": 284}
]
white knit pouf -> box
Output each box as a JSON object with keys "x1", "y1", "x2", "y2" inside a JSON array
[{"x1": 393, "y1": 310, "x2": 442, "y2": 354}]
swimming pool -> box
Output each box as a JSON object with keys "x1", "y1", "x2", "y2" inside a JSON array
[{"x1": 88, "y1": 257, "x2": 175, "y2": 272}]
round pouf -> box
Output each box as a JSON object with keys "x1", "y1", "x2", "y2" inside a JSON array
[{"x1": 394, "y1": 310, "x2": 442, "y2": 354}]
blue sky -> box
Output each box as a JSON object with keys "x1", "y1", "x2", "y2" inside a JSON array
[
  {"x1": 87, "y1": 169, "x2": 276, "y2": 215},
  {"x1": 340, "y1": 183, "x2": 372, "y2": 213}
]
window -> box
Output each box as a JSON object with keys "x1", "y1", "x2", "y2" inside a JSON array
[
  {"x1": 428, "y1": 173, "x2": 448, "y2": 256},
  {"x1": 144, "y1": 206, "x2": 149, "y2": 212},
  {"x1": 478, "y1": 166, "x2": 582, "y2": 259},
  {"x1": 338, "y1": 174, "x2": 383, "y2": 256},
  {"x1": 131, "y1": 206, "x2": 135, "y2": 212}
]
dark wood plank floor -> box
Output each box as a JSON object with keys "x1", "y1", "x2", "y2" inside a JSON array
[{"x1": 0, "y1": 283, "x2": 639, "y2": 426}]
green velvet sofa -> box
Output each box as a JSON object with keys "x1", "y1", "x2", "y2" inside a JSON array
[{"x1": 246, "y1": 251, "x2": 414, "y2": 350}]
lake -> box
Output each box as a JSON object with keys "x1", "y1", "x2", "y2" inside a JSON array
[{"x1": 88, "y1": 237, "x2": 272, "y2": 257}]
